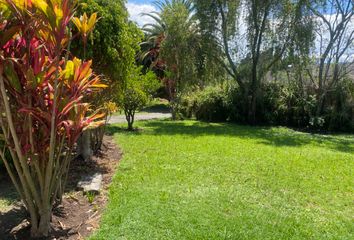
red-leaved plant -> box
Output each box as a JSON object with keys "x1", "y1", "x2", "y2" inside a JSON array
[{"x1": 0, "y1": 0, "x2": 105, "y2": 237}]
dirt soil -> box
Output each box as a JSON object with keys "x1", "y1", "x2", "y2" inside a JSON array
[{"x1": 0, "y1": 135, "x2": 121, "y2": 240}]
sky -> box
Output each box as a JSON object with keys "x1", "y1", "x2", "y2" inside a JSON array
[{"x1": 127, "y1": 0, "x2": 156, "y2": 26}]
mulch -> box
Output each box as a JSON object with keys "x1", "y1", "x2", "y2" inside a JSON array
[{"x1": 0, "y1": 135, "x2": 122, "y2": 240}]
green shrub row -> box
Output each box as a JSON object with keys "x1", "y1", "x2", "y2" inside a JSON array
[{"x1": 177, "y1": 82, "x2": 354, "y2": 132}]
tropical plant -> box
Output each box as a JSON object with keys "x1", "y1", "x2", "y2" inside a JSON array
[
  {"x1": 141, "y1": 0, "x2": 206, "y2": 119},
  {"x1": 0, "y1": 0, "x2": 105, "y2": 237},
  {"x1": 90, "y1": 101, "x2": 118, "y2": 153},
  {"x1": 71, "y1": 0, "x2": 143, "y2": 155}
]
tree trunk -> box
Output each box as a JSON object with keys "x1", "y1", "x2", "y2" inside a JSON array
[
  {"x1": 126, "y1": 111, "x2": 135, "y2": 131},
  {"x1": 78, "y1": 130, "x2": 92, "y2": 161},
  {"x1": 248, "y1": 91, "x2": 257, "y2": 125},
  {"x1": 30, "y1": 208, "x2": 52, "y2": 238},
  {"x1": 127, "y1": 120, "x2": 133, "y2": 131},
  {"x1": 171, "y1": 100, "x2": 177, "y2": 120},
  {"x1": 316, "y1": 93, "x2": 326, "y2": 117}
]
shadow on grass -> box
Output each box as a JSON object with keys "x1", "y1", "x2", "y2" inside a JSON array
[
  {"x1": 142, "y1": 103, "x2": 171, "y2": 113},
  {"x1": 106, "y1": 125, "x2": 143, "y2": 136},
  {"x1": 107, "y1": 120, "x2": 354, "y2": 154}
]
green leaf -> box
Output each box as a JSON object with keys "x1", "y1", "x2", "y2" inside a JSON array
[{"x1": 4, "y1": 63, "x2": 21, "y2": 92}]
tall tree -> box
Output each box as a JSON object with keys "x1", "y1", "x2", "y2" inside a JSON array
[
  {"x1": 306, "y1": 0, "x2": 354, "y2": 119},
  {"x1": 142, "y1": 0, "x2": 214, "y2": 119},
  {"x1": 194, "y1": 0, "x2": 307, "y2": 124},
  {"x1": 72, "y1": 0, "x2": 142, "y2": 99}
]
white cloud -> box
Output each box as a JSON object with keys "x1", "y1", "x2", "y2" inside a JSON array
[{"x1": 126, "y1": 3, "x2": 157, "y2": 27}]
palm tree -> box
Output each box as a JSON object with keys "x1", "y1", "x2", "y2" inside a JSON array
[
  {"x1": 138, "y1": 0, "x2": 198, "y2": 119},
  {"x1": 139, "y1": 0, "x2": 195, "y2": 68}
]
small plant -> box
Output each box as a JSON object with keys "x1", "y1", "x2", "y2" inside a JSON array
[{"x1": 86, "y1": 191, "x2": 96, "y2": 204}]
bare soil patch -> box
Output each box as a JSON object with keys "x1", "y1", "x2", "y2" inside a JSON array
[{"x1": 0, "y1": 135, "x2": 121, "y2": 240}]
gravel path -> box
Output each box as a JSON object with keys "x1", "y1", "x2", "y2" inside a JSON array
[{"x1": 108, "y1": 112, "x2": 172, "y2": 124}]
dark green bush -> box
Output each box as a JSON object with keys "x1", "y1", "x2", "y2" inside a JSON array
[
  {"x1": 176, "y1": 93, "x2": 198, "y2": 119},
  {"x1": 178, "y1": 85, "x2": 232, "y2": 122},
  {"x1": 195, "y1": 86, "x2": 231, "y2": 122}
]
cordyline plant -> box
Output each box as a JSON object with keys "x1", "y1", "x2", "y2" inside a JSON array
[{"x1": 0, "y1": 0, "x2": 105, "y2": 237}]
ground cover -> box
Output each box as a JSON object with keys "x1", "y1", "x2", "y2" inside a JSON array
[{"x1": 91, "y1": 120, "x2": 354, "y2": 240}]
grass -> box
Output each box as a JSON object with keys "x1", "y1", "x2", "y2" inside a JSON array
[
  {"x1": 0, "y1": 173, "x2": 18, "y2": 212},
  {"x1": 90, "y1": 120, "x2": 354, "y2": 240}
]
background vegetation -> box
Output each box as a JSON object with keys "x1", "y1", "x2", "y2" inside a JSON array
[{"x1": 141, "y1": 0, "x2": 354, "y2": 132}]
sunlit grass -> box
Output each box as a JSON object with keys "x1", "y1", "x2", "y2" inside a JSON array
[{"x1": 91, "y1": 120, "x2": 353, "y2": 239}]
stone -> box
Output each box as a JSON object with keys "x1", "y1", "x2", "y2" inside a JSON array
[{"x1": 77, "y1": 173, "x2": 103, "y2": 194}]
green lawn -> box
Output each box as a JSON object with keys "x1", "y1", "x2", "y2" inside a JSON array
[{"x1": 91, "y1": 120, "x2": 353, "y2": 240}]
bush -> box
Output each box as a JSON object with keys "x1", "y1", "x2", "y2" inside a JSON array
[
  {"x1": 195, "y1": 86, "x2": 231, "y2": 122},
  {"x1": 178, "y1": 80, "x2": 354, "y2": 132},
  {"x1": 176, "y1": 93, "x2": 198, "y2": 119},
  {"x1": 178, "y1": 85, "x2": 232, "y2": 122}
]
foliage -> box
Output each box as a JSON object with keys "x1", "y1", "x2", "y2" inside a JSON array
[
  {"x1": 194, "y1": 85, "x2": 231, "y2": 122},
  {"x1": 190, "y1": 0, "x2": 353, "y2": 131},
  {"x1": 72, "y1": 0, "x2": 143, "y2": 103},
  {"x1": 118, "y1": 66, "x2": 160, "y2": 130},
  {"x1": 89, "y1": 101, "x2": 118, "y2": 154},
  {"x1": 71, "y1": 0, "x2": 142, "y2": 156},
  {"x1": 178, "y1": 85, "x2": 232, "y2": 122},
  {"x1": 0, "y1": 0, "x2": 105, "y2": 237},
  {"x1": 91, "y1": 120, "x2": 354, "y2": 239},
  {"x1": 141, "y1": 0, "x2": 222, "y2": 119},
  {"x1": 178, "y1": 79, "x2": 353, "y2": 132}
]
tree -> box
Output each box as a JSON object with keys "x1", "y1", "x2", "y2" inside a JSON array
[
  {"x1": 0, "y1": 0, "x2": 105, "y2": 237},
  {"x1": 142, "y1": 0, "x2": 206, "y2": 119},
  {"x1": 72, "y1": 0, "x2": 142, "y2": 86},
  {"x1": 118, "y1": 66, "x2": 160, "y2": 131},
  {"x1": 306, "y1": 0, "x2": 354, "y2": 120},
  {"x1": 194, "y1": 0, "x2": 307, "y2": 124}
]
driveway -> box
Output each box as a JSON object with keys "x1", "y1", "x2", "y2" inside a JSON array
[{"x1": 108, "y1": 112, "x2": 172, "y2": 124}]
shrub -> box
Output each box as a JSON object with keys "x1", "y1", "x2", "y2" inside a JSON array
[
  {"x1": 118, "y1": 66, "x2": 160, "y2": 130},
  {"x1": 195, "y1": 86, "x2": 231, "y2": 122},
  {"x1": 178, "y1": 85, "x2": 232, "y2": 122},
  {"x1": 176, "y1": 92, "x2": 198, "y2": 119}
]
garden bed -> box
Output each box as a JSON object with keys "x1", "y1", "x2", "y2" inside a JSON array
[{"x1": 0, "y1": 135, "x2": 121, "y2": 240}]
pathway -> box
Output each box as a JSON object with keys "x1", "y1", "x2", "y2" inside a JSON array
[{"x1": 108, "y1": 112, "x2": 171, "y2": 124}]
